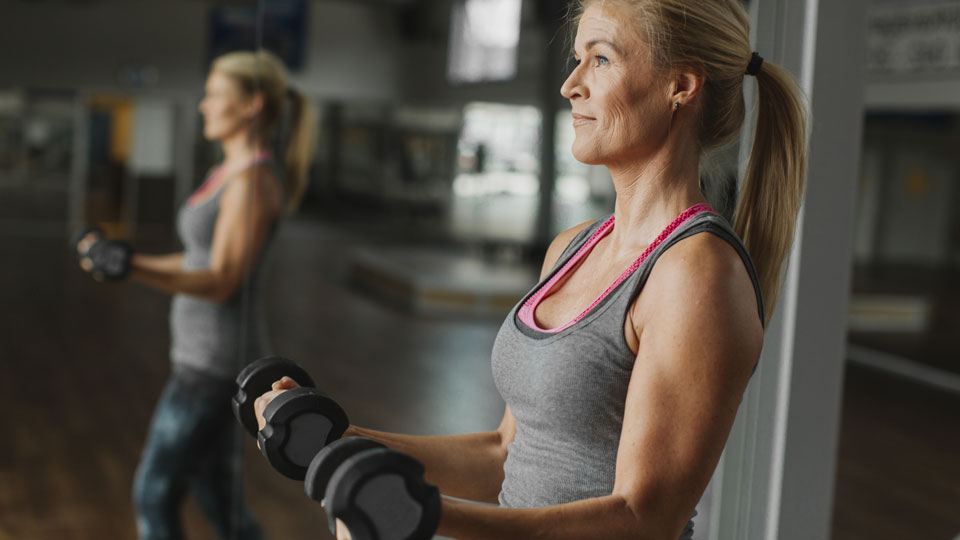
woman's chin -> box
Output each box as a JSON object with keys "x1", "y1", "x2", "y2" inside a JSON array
[
  {"x1": 202, "y1": 127, "x2": 225, "y2": 142},
  {"x1": 571, "y1": 145, "x2": 603, "y2": 166}
]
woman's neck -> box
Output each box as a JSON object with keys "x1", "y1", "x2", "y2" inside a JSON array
[
  {"x1": 219, "y1": 131, "x2": 264, "y2": 170},
  {"x1": 605, "y1": 139, "x2": 706, "y2": 255}
]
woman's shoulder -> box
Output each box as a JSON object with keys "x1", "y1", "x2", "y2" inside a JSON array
[
  {"x1": 219, "y1": 163, "x2": 285, "y2": 215},
  {"x1": 638, "y1": 230, "x2": 763, "y2": 333},
  {"x1": 539, "y1": 219, "x2": 601, "y2": 279}
]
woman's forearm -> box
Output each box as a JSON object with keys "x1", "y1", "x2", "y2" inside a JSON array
[
  {"x1": 343, "y1": 426, "x2": 507, "y2": 504},
  {"x1": 438, "y1": 495, "x2": 663, "y2": 540},
  {"x1": 129, "y1": 253, "x2": 236, "y2": 302}
]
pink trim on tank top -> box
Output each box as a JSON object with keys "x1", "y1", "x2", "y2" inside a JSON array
[
  {"x1": 518, "y1": 203, "x2": 713, "y2": 333},
  {"x1": 186, "y1": 151, "x2": 273, "y2": 207}
]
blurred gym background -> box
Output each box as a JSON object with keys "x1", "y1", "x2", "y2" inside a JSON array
[{"x1": 0, "y1": 0, "x2": 957, "y2": 538}]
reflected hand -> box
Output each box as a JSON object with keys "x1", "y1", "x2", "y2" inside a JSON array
[
  {"x1": 253, "y1": 376, "x2": 301, "y2": 431},
  {"x1": 336, "y1": 519, "x2": 353, "y2": 540}
]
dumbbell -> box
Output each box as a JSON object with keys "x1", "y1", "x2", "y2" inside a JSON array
[
  {"x1": 71, "y1": 226, "x2": 133, "y2": 281},
  {"x1": 233, "y1": 356, "x2": 350, "y2": 480},
  {"x1": 305, "y1": 437, "x2": 441, "y2": 540}
]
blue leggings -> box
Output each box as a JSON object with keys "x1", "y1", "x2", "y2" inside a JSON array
[{"x1": 133, "y1": 366, "x2": 264, "y2": 540}]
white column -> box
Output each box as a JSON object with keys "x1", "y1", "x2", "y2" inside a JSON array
[{"x1": 711, "y1": 0, "x2": 868, "y2": 539}]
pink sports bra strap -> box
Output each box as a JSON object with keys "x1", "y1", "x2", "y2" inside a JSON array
[
  {"x1": 518, "y1": 203, "x2": 712, "y2": 333},
  {"x1": 187, "y1": 151, "x2": 274, "y2": 207}
]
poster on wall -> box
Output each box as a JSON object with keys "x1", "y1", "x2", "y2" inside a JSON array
[
  {"x1": 867, "y1": 0, "x2": 960, "y2": 77},
  {"x1": 208, "y1": 0, "x2": 307, "y2": 71}
]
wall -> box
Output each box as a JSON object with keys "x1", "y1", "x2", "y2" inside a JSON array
[{"x1": 0, "y1": 0, "x2": 402, "y2": 102}]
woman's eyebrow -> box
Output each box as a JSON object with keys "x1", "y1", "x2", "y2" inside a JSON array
[
  {"x1": 586, "y1": 38, "x2": 624, "y2": 56},
  {"x1": 571, "y1": 39, "x2": 624, "y2": 58}
]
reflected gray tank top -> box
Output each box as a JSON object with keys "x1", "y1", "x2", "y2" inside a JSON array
[
  {"x1": 169, "y1": 159, "x2": 283, "y2": 380},
  {"x1": 491, "y1": 210, "x2": 764, "y2": 539}
]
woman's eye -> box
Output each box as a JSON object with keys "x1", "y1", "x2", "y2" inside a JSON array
[{"x1": 594, "y1": 55, "x2": 609, "y2": 66}]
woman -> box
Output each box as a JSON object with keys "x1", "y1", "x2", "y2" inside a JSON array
[
  {"x1": 90, "y1": 50, "x2": 315, "y2": 539},
  {"x1": 260, "y1": 0, "x2": 805, "y2": 538}
]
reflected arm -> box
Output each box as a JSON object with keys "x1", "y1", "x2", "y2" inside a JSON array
[{"x1": 129, "y1": 167, "x2": 282, "y2": 302}]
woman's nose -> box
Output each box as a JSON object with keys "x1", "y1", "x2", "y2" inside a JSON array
[{"x1": 561, "y1": 66, "x2": 585, "y2": 101}]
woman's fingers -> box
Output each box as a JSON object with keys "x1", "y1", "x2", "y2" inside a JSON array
[
  {"x1": 254, "y1": 389, "x2": 281, "y2": 431},
  {"x1": 336, "y1": 519, "x2": 352, "y2": 540},
  {"x1": 271, "y1": 376, "x2": 300, "y2": 391},
  {"x1": 253, "y1": 378, "x2": 301, "y2": 431}
]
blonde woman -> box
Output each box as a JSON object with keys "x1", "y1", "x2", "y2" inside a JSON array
[
  {"x1": 120, "y1": 50, "x2": 316, "y2": 539},
  {"x1": 259, "y1": 0, "x2": 806, "y2": 537}
]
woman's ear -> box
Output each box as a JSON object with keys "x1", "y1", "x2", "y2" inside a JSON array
[
  {"x1": 670, "y1": 69, "x2": 705, "y2": 108},
  {"x1": 246, "y1": 92, "x2": 266, "y2": 120}
]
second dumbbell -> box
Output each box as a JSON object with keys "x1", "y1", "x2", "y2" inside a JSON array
[{"x1": 305, "y1": 437, "x2": 441, "y2": 540}]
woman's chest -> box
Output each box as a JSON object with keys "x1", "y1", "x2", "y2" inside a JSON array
[
  {"x1": 491, "y1": 314, "x2": 636, "y2": 424},
  {"x1": 534, "y1": 246, "x2": 640, "y2": 330},
  {"x1": 177, "y1": 197, "x2": 221, "y2": 251}
]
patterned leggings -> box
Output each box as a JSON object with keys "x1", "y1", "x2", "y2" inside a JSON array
[{"x1": 133, "y1": 365, "x2": 263, "y2": 540}]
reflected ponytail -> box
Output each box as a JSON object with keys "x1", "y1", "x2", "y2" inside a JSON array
[
  {"x1": 283, "y1": 88, "x2": 317, "y2": 213},
  {"x1": 212, "y1": 50, "x2": 318, "y2": 213}
]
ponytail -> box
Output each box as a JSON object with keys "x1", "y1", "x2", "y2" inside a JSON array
[
  {"x1": 732, "y1": 61, "x2": 807, "y2": 314},
  {"x1": 282, "y1": 88, "x2": 318, "y2": 213}
]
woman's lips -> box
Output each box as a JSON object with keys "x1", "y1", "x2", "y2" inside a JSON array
[{"x1": 572, "y1": 113, "x2": 595, "y2": 127}]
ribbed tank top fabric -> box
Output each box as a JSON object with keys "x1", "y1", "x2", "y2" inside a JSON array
[
  {"x1": 490, "y1": 210, "x2": 764, "y2": 540},
  {"x1": 518, "y1": 203, "x2": 713, "y2": 333},
  {"x1": 169, "y1": 157, "x2": 284, "y2": 381}
]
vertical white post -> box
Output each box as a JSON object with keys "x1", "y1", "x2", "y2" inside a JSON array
[{"x1": 710, "y1": 0, "x2": 868, "y2": 539}]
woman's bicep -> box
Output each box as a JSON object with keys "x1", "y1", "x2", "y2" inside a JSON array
[
  {"x1": 613, "y1": 239, "x2": 762, "y2": 532},
  {"x1": 208, "y1": 171, "x2": 282, "y2": 297}
]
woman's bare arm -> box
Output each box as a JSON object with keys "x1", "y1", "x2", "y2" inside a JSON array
[
  {"x1": 433, "y1": 233, "x2": 763, "y2": 539},
  {"x1": 344, "y1": 405, "x2": 516, "y2": 503},
  {"x1": 130, "y1": 166, "x2": 282, "y2": 302}
]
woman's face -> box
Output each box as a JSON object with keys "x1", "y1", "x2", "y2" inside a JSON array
[
  {"x1": 198, "y1": 71, "x2": 254, "y2": 142},
  {"x1": 561, "y1": 3, "x2": 674, "y2": 166}
]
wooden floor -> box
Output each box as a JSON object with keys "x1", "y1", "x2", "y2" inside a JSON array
[{"x1": 1, "y1": 216, "x2": 957, "y2": 539}]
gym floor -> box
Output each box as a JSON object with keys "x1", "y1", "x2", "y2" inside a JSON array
[{"x1": 1, "y1": 215, "x2": 957, "y2": 539}]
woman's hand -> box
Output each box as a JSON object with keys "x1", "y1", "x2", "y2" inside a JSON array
[
  {"x1": 336, "y1": 519, "x2": 352, "y2": 540},
  {"x1": 253, "y1": 376, "x2": 300, "y2": 431}
]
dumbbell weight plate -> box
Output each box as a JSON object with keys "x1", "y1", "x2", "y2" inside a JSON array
[
  {"x1": 259, "y1": 386, "x2": 350, "y2": 480},
  {"x1": 232, "y1": 356, "x2": 316, "y2": 438},
  {"x1": 326, "y1": 449, "x2": 441, "y2": 540},
  {"x1": 305, "y1": 437, "x2": 387, "y2": 504}
]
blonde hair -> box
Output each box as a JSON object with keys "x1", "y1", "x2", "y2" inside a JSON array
[
  {"x1": 575, "y1": 0, "x2": 807, "y2": 314},
  {"x1": 212, "y1": 50, "x2": 318, "y2": 212}
]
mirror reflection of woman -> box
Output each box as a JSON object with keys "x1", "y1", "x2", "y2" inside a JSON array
[
  {"x1": 128, "y1": 50, "x2": 316, "y2": 539},
  {"x1": 260, "y1": 0, "x2": 806, "y2": 537}
]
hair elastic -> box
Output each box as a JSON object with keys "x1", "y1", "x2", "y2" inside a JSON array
[{"x1": 746, "y1": 52, "x2": 764, "y2": 76}]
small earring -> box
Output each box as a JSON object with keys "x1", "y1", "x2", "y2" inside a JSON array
[{"x1": 674, "y1": 102, "x2": 681, "y2": 109}]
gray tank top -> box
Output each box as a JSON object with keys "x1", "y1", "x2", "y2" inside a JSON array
[
  {"x1": 491, "y1": 211, "x2": 764, "y2": 539},
  {"x1": 169, "y1": 161, "x2": 283, "y2": 380}
]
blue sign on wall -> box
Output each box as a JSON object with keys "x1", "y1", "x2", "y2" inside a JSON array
[{"x1": 208, "y1": 0, "x2": 307, "y2": 71}]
